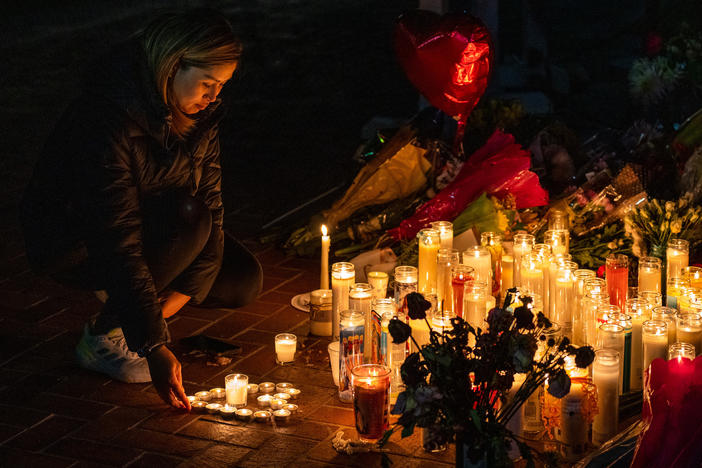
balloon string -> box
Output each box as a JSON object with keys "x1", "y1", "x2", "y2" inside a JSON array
[{"x1": 453, "y1": 114, "x2": 467, "y2": 157}]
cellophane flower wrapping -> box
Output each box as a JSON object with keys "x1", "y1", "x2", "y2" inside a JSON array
[
  {"x1": 631, "y1": 356, "x2": 702, "y2": 467},
  {"x1": 387, "y1": 129, "x2": 548, "y2": 241}
]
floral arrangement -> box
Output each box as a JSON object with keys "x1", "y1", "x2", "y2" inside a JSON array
[
  {"x1": 381, "y1": 291, "x2": 595, "y2": 467},
  {"x1": 624, "y1": 194, "x2": 702, "y2": 256},
  {"x1": 569, "y1": 221, "x2": 632, "y2": 269}
]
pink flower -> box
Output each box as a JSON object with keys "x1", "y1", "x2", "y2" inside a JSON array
[{"x1": 597, "y1": 265, "x2": 606, "y2": 278}]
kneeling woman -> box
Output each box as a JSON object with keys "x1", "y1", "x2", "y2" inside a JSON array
[{"x1": 20, "y1": 9, "x2": 262, "y2": 409}]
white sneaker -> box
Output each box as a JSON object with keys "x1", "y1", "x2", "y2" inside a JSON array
[{"x1": 75, "y1": 324, "x2": 152, "y2": 383}]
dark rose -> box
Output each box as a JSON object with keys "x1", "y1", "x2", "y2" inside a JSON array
[
  {"x1": 575, "y1": 346, "x2": 596, "y2": 368},
  {"x1": 558, "y1": 336, "x2": 570, "y2": 351},
  {"x1": 405, "y1": 292, "x2": 432, "y2": 320},
  {"x1": 401, "y1": 352, "x2": 423, "y2": 386},
  {"x1": 388, "y1": 317, "x2": 411, "y2": 344},
  {"x1": 547, "y1": 369, "x2": 571, "y2": 398},
  {"x1": 514, "y1": 304, "x2": 535, "y2": 330}
]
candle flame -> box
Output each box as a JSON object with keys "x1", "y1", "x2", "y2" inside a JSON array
[{"x1": 321, "y1": 225, "x2": 328, "y2": 236}]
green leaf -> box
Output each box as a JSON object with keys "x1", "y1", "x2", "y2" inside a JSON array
[{"x1": 401, "y1": 422, "x2": 416, "y2": 438}]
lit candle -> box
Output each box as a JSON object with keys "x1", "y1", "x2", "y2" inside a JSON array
[
  {"x1": 505, "y1": 373, "x2": 526, "y2": 459},
  {"x1": 583, "y1": 293, "x2": 609, "y2": 347},
  {"x1": 209, "y1": 387, "x2": 226, "y2": 400},
  {"x1": 651, "y1": 306, "x2": 677, "y2": 345},
  {"x1": 393, "y1": 265, "x2": 417, "y2": 312},
  {"x1": 480, "y1": 232, "x2": 503, "y2": 297},
  {"x1": 417, "y1": 228, "x2": 440, "y2": 295},
  {"x1": 676, "y1": 313, "x2": 702, "y2": 355},
  {"x1": 436, "y1": 249, "x2": 460, "y2": 315},
  {"x1": 338, "y1": 310, "x2": 365, "y2": 403},
  {"x1": 257, "y1": 394, "x2": 273, "y2": 407},
  {"x1": 606, "y1": 313, "x2": 632, "y2": 393},
  {"x1": 572, "y1": 269, "x2": 596, "y2": 345},
  {"x1": 462, "y1": 246, "x2": 492, "y2": 296},
  {"x1": 321, "y1": 225, "x2": 330, "y2": 289},
  {"x1": 194, "y1": 391, "x2": 212, "y2": 402},
  {"x1": 553, "y1": 262, "x2": 576, "y2": 338},
  {"x1": 235, "y1": 408, "x2": 253, "y2": 421},
  {"x1": 592, "y1": 349, "x2": 620, "y2": 446},
  {"x1": 544, "y1": 229, "x2": 569, "y2": 255},
  {"x1": 668, "y1": 341, "x2": 696, "y2": 359},
  {"x1": 597, "y1": 322, "x2": 625, "y2": 394},
  {"x1": 521, "y1": 252, "x2": 544, "y2": 298},
  {"x1": 274, "y1": 333, "x2": 297, "y2": 365},
  {"x1": 225, "y1": 374, "x2": 248, "y2": 407},
  {"x1": 606, "y1": 254, "x2": 629, "y2": 315},
  {"x1": 450, "y1": 264, "x2": 475, "y2": 318},
  {"x1": 430, "y1": 220, "x2": 454, "y2": 250},
  {"x1": 683, "y1": 266, "x2": 702, "y2": 289},
  {"x1": 258, "y1": 382, "x2": 275, "y2": 393},
  {"x1": 512, "y1": 233, "x2": 535, "y2": 289},
  {"x1": 556, "y1": 358, "x2": 589, "y2": 461},
  {"x1": 625, "y1": 298, "x2": 650, "y2": 391},
  {"x1": 351, "y1": 364, "x2": 391, "y2": 442},
  {"x1": 367, "y1": 271, "x2": 389, "y2": 300},
  {"x1": 639, "y1": 290, "x2": 663, "y2": 308},
  {"x1": 643, "y1": 320, "x2": 668, "y2": 370},
  {"x1": 464, "y1": 282, "x2": 487, "y2": 330},
  {"x1": 500, "y1": 254, "x2": 514, "y2": 299},
  {"x1": 349, "y1": 283, "x2": 373, "y2": 362},
  {"x1": 309, "y1": 289, "x2": 333, "y2": 337},
  {"x1": 409, "y1": 317, "x2": 431, "y2": 354},
  {"x1": 638, "y1": 256, "x2": 662, "y2": 293},
  {"x1": 667, "y1": 239, "x2": 689, "y2": 283},
  {"x1": 331, "y1": 262, "x2": 355, "y2": 340},
  {"x1": 666, "y1": 277, "x2": 689, "y2": 310}
]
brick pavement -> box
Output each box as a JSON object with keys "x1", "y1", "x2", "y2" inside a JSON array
[{"x1": 0, "y1": 231, "x2": 455, "y2": 467}]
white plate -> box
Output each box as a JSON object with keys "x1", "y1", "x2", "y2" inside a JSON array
[{"x1": 291, "y1": 292, "x2": 310, "y2": 312}]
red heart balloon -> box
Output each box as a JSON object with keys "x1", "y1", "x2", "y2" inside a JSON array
[{"x1": 395, "y1": 10, "x2": 493, "y2": 120}]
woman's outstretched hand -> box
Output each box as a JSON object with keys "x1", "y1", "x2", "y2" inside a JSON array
[{"x1": 147, "y1": 345, "x2": 191, "y2": 410}]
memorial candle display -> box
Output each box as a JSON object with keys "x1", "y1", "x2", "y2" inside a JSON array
[
  {"x1": 638, "y1": 256, "x2": 662, "y2": 293},
  {"x1": 572, "y1": 269, "x2": 596, "y2": 345},
  {"x1": 676, "y1": 313, "x2": 702, "y2": 355},
  {"x1": 480, "y1": 232, "x2": 503, "y2": 297},
  {"x1": 417, "y1": 228, "x2": 440, "y2": 295},
  {"x1": 463, "y1": 246, "x2": 492, "y2": 296},
  {"x1": 625, "y1": 298, "x2": 650, "y2": 391},
  {"x1": 592, "y1": 349, "x2": 620, "y2": 446},
  {"x1": 436, "y1": 249, "x2": 460, "y2": 315},
  {"x1": 393, "y1": 265, "x2": 417, "y2": 312},
  {"x1": 667, "y1": 238, "x2": 690, "y2": 283},
  {"x1": 338, "y1": 310, "x2": 365, "y2": 402},
  {"x1": 451, "y1": 264, "x2": 475, "y2": 319},
  {"x1": 521, "y1": 252, "x2": 544, "y2": 299},
  {"x1": 349, "y1": 283, "x2": 373, "y2": 362},
  {"x1": 643, "y1": 320, "x2": 668, "y2": 370},
  {"x1": 512, "y1": 233, "x2": 535, "y2": 289},
  {"x1": 225, "y1": 373, "x2": 248, "y2": 407},
  {"x1": 606, "y1": 254, "x2": 629, "y2": 314},
  {"x1": 331, "y1": 262, "x2": 355, "y2": 340},
  {"x1": 556, "y1": 359, "x2": 589, "y2": 462},
  {"x1": 309, "y1": 289, "x2": 332, "y2": 337},
  {"x1": 597, "y1": 323, "x2": 625, "y2": 394},
  {"x1": 320, "y1": 225, "x2": 330, "y2": 289},
  {"x1": 275, "y1": 333, "x2": 297, "y2": 365},
  {"x1": 430, "y1": 220, "x2": 453, "y2": 250},
  {"x1": 367, "y1": 271, "x2": 389, "y2": 300},
  {"x1": 351, "y1": 364, "x2": 391, "y2": 442},
  {"x1": 683, "y1": 266, "x2": 702, "y2": 289},
  {"x1": 651, "y1": 306, "x2": 678, "y2": 345}
]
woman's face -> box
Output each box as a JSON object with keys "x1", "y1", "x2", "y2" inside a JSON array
[{"x1": 172, "y1": 62, "x2": 237, "y2": 115}]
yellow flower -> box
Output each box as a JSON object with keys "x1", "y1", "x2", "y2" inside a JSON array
[
  {"x1": 665, "y1": 201, "x2": 675, "y2": 212},
  {"x1": 671, "y1": 221, "x2": 682, "y2": 234},
  {"x1": 497, "y1": 211, "x2": 509, "y2": 232}
]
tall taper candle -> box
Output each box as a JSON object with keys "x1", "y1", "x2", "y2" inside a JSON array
[{"x1": 321, "y1": 225, "x2": 330, "y2": 290}]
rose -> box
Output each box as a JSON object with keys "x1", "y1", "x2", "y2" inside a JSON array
[
  {"x1": 405, "y1": 292, "x2": 432, "y2": 320},
  {"x1": 388, "y1": 317, "x2": 412, "y2": 344}
]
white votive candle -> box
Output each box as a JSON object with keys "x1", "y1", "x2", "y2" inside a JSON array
[
  {"x1": 512, "y1": 233, "x2": 535, "y2": 289},
  {"x1": 593, "y1": 349, "x2": 620, "y2": 446},
  {"x1": 430, "y1": 221, "x2": 454, "y2": 250},
  {"x1": 275, "y1": 333, "x2": 297, "y2": 364},
  {"x1": 676, "y1": 313, "x2": 702, "y2": 355},
  {"x1": 667, "y1": 239, "x2": 689, "y2": 282},
  {"x1": 643, "y1": 320, "x2": 668, "y2": 370},
  {"x1": 225, "y1": 374, "x2": 248, "y2": 407},
  {"x1": 257, "y1": 394, "x2": 273, "y2": 407}
]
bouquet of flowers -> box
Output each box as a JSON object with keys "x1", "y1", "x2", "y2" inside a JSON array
[
  {"x1": 624, "y1": 194, "x2": 702, "y2": 256},
  {"x1": 381, "y1": 291, "x2": 595, "y2": 467}
]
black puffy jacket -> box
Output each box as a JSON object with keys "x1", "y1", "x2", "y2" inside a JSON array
[{"x1": 21, "y1": 39, "x2": 225, "y2": 353}]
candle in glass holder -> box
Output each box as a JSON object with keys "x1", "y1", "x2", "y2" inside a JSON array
[
  {"x1": 463, "y1": 246, "x2": 492, "y2": 297},
  {"x1": 544, "y1": 229, "x2": 569, "y2": 255},
  {"x1": 393, "y1": 265, "x2": 417, "y2": 313},
  {"x1": 547, "y1": 254, "x2": 572, "y2": 319},
  {"x1": 417, "y1": 228, "x2": 440, "y2": 295},
  {"x1": 683, "y1": 266, "x2": 702, "y2": 289},
  {"x1": 643, "y1": 320, "x2": 669, "y2": 370},
  {"x1": 651, "y1": 306, "x2": 677, "y2": 345},
  {"x1": 668, "y1": 341, "x2": 696, "y2": 360},
  {"x1": 638, "y1": 256, "x2": 662, "y2": 293},
  {"x1": 521, "y1": 252, "x2": 544, "y2": 299},
  {"x1": 275, "y1": 333, "x2": 297, "y2": 365},
  {"x1": 639, "y1": 290, "x2": 663, "y2": 308},
  {"x1": 430, "y1": 221, "x2": 453, "y2": 249},
  {"x1": 592, "y1": 349, "x2": 620, "y2": 446},
  {"x1": 625, "y1": 298, "x2": 650, "y2": 391},
  {"x1": 225, "y1": 374, "x2": 248, "y2": 407},
  {"x1": 367, "y1": 271, "x2": 389, "y2": 300},
  {"x1": 667, "y1": 239, "x2": 690, "y2": 283},
  {"x1": 678, "y1": 287, "x2": 702, "y2": 314},
  {"x1": 331, "y1": 262, "x2": 355, "y2": 340},
  {"x1": 338, "y1": 310, "x2": 365, "y2": 402},
  {"x1": 676, "y1": 313, "x2": 702, "y2": 355},
  {"x1": 464, "y1": 282, "x2": 487, "y2": 330},
  {"x1": 549, "y1": 209, "x2": 569, "y2": 230},
  {"x1": 606, "y1": 254, "x2": 629, "y2": 314},
  {"x1": 351, "y1": 364, "x2": 391, "y2": 442},
  {"x1": 666, "y1": 277, "x2": 690, "y2": 310},
  {"x1": 512, "y1": 233, "x2": 535, "y2": 289},
  {"x1": 309, "y1": 289, "x2": 332, "y2": 337},
  {"x1": 349, "y1": 283, "x2": 373, "y2": 362},
  {"x1": 553, "y1": 261, "x2": 577, "y2": 338},
  {"x1": 597, "y1": 323, "x2": 625, "y2": 394},
  {"x1": 450, "y1": 264, "x2": 475, "y2": 319},
  {"x1": 480, "y1": 232, "x2": 503, "y2": 297},
  {"x1": 500, "y1": 254, "x2": 514, "y2": 298},
  {"x1": 572, "y1": 269, "x2": 596, "y2": 345},
  {"x1": 606, "y1": 313, "x2": 632, "y2": 393},
  {"x1": 556, "y1": 358, "x2": 589, "y2": 462},
  {"x1": 583, "y1": 292, "x2": 609, "y2": 347},
  {"x1": 321, "y1": 225, "x2": 330, "y2": 289},
  {"x1": 596, "y1": 304, "x2": 621, "y2": 329},
  {"x1": 436, "y1": 249, "x2": 460, "y2": 316}
]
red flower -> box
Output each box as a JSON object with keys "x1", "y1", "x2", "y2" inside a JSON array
[
  {"x1": 645, "y1": 32, "x2": 663, "y2": 57},
  {"x1": 596, "y1": 265, "x2": 606, "y2": 278}
]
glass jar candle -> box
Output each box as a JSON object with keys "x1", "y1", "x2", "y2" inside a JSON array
[
  {"x1": 463, "y1": 282, "x2": 487, "y2": 329},
  {"x1": 462, "y1": 245, "x2": 492, "y2": 297},
  {"x1": 548, "y1": 254, "x2": 572, "y2": 319},
  {"x1": 367, "y1": 271, "x2": 389, "y2": 300},
  {"x1": 676, "y1": 313, "x2": 702, "y2": 356},
  {"x1": 500, "y1": 253, "x2": 514, "y2": 300},
  {"x1": 309, "y1": 289, "x2": 333, "y2": 337},
  {"x1": 436, "y1": 249, "x2": 460, "y2": 316},
  {"x1": 638, "y1": 256, "x2": 662, "y2": 294},
  {"x1": 666, "y1": 277, "x2": 690, "y2": 310},
  {"x1": 596, "y1": 304, "x2": 622, "y2": 329},
  {"x1": 349, "y1": 283, "x2": 373, "y2": 362},
  {"x1": 410, "y1": 294, "x2": 436, "y2": 354},
  {"x1": 643, "y1": 320, "x2": 669, "y2": 370},
  {"x1": 548, "y1": 209, "x2": 569, "y2": 230},
  {"x1": 521, "y1": 252, "x2": 544, "y2": 299},
  {"x1": 512, "y1": 232, "x2": 535, "y2": 289},
  {"x1": 544, "y1": 229, "x2": 569, "y2": 255},
  {"x1": 625, "y1": 298, "x2": 650, "y2": 391},
  {"x1": 338, "y1": 310, "x2": 365, "y2": 402},
  {"x1": 606, "y1": 254, "x2": 629, "y2": 314},
  {"x1": 275, "y1": 333, "x2": 297, "y2": 365},
  {"x1": 668, "y1": 341, "x2": 696, "y2": 360},
  {"x1": 417, "y1": 228, "x2": 441, "y2": 295},
  {"x1": 583, "y1": 292, "x2": 610, "y2": 347},
  {"x1": 639, "y1": 290, "x2": 663, "y2": 308},
  {"x1": 651, "y1": 306, "x2": 677, "y2": 345},
  {"x1": 225, "y1": 373, "x2": 248, "y2": 408},
  {"x1": 480, "y1": 232, "x2": 503, "y2": 297},
  {"x1": 572, "y1": 269, "x2": 596, "y2": 345},
  {"x1": 678, "y1": 287, "x2": 702, "y2": 314},
  {"x1": 450, "y1": 264, "x2": 475, "y2": 319},
  {"x1": 597, "y1": 323, "x2": 625, "y2": 394},
  {"x1": 592, "y1": 349, "x2": 620, "y2": 446},
  {"x1": 372, "y1": 298, "x2": 395, "y2": 366},
  {"x1": 667, "y1": 238, "x2": 690, "y2": 283},
  {"x1": 683, "y1": 266, "x2": 702, "y2": 289},
  {"x1": 606, "y1": 313, "x2": 632, "y2": 393},
  {"x1": 393, "y1": 265, "x2": 417, "y2": 314},
  {"x1": 430, "y1": 220, "x2": 453, "y2": 250},
  {"x1": 351, "y1": 364, "x2": 391, "y2": 442},
  {"x1": 331, "y1": 262, "x2": 355, "y2": 340},
  {"x1": 553, "y1": 262, "x2": 577, "y2": 339}
]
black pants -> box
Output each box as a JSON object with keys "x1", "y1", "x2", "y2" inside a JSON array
[{"x1": 52, "y1": 194, "x2": 262, "y2": 329}]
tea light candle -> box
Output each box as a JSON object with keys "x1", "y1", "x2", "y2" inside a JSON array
[
  {"x1": 225, "y1": 373, "x2": 248, "y2": 407},
  {"x1": 206, "y1": 403, "x2": 223, "y2": 414},
  {"x1": 247, "y1": 384, "x2": 259, "y2": 394},
  {"x1": 209, "y1": 387, "x2": 226, "y2": 400},
  {"x1": 219, "y1": 405, "x2": 237, "y2": 420},
  {"x1": 187, "y1": 395, "x2": 198, "y2": 404},
  {"x1": 643, "y1": 320, "x2": 668, "y2": 369},
  {"x1": 191, "y1": 401, "x2": 208, "y2": 413},
  {"x1": 276, "y1": 382, "x2": 293, "y2": 393},
  {"x1": 592, "y1": 349, "x2": 620, "y2": 446},
  {"x1": 667, "y1": 239, "x2": 690, "y2": 282},
  {"x1": 676, "y1": 313, "x2": 702, "y2": 354},
  {"x1": 235, "y1": 408, "x2": 253, "y2": 421},
  {"x1": 258, "y1": 382, "x2": 275, "y2": 393},
  {"x1": 283, "y1": 403, "x2": 298, "y2": 413},
  {"x1": 273, "y1": 392, "x2": 291, "y2": 401},
  {"x1": 275, "y1": 333, "x2": 297, "y2": 365},
  {"x1": 285, "y1": 388, "x2": 301, "y2": 399},
  {"x1": 195, "y1": 391, "x2": 212, "y2": 402},
  {"x1": 269, "y1": 399, "x2": 286, "y2": 410},
  {"x1": 331, "y1": 262, "x2": 355, "y2": 340},
  {"x1": 321, "y1": 225, "x2": 330, "y2": 290},
  {"x1": 253, "y1": 410, "x2": 271, "y2": 422},
  {"x1": 430, "y1": 221, "x2": 453, "y2": 249},
  {"x1": 257, "y1": 394, "x2": 273, "y2": 407},
  {"x1": 273, "y1": 409, "x2": 291, "y2": 423},
  {"x1": 417, "y1": 228, "x2": 441, "y2": 295},
  {"x1": 512, "y1": 233, "x2": 535, "y2": 289}
]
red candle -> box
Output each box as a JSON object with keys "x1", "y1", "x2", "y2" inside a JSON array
[
  {"x1": 451, "y1": 265, "x2": 474, "y2": 318},
  {"x1": 606, "y1": 254, "x2": 628, "y2": 313},
  {"x1": 352, "y1": 364, "x2": 391, "y2": 442}
]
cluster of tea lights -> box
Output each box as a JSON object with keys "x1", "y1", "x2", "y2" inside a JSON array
[{"x1": 186, "y1": 378, "x2": 300, "y2": 424}]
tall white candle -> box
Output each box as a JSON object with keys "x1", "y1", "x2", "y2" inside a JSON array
[
  {"x1": 557, "y1": 361, "x2": 588, "y2": 462},
  {"x1": 521, "y1": 252, "x2": 544, "y2": 298},
  {"x1": 321, "y1": 225, "x2": 330, "y2": 289},
  {"x1": 506, "y1": 373, "x2": 526, "y2": 459},
  {"x1": 417, "y1": 228, "x2": 440, "y2": 295},
  {"x1": 331, "y1": 262, "x2": 355, "y2": 340},
  {"x1": 464, "y1": 284, "x2": 487, "y2": 330},
  {"x1": 430, "y1": 221, "x2": 453, "y2": 250},
  {"x1": 436, "y1": 249, "x2": 459, "y2": 315},
  {"x1": 463, "y1": 246, "x2": 492, "y2": 296},
  {"x1": 592, "y1": 350, "x2": 620, "y2": 446},
  {"x1": 625, "y1": 298, "x2": 649, "y2": 391},
  {"x1": 350, "y1": 283, "x2": 373, "y2": 362},
  {"x1": 572, "y1": 269, "x2": 596, "y2": 345},
  {"x1": 512, "y1": 233, "x2": 535, "y2": 289},
  {"x1": 643, "y1": 320, "x2": 668, "y2": 370},
  {"x1": 553, "y1": 262, "x2": 576, "y2": 338}
]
